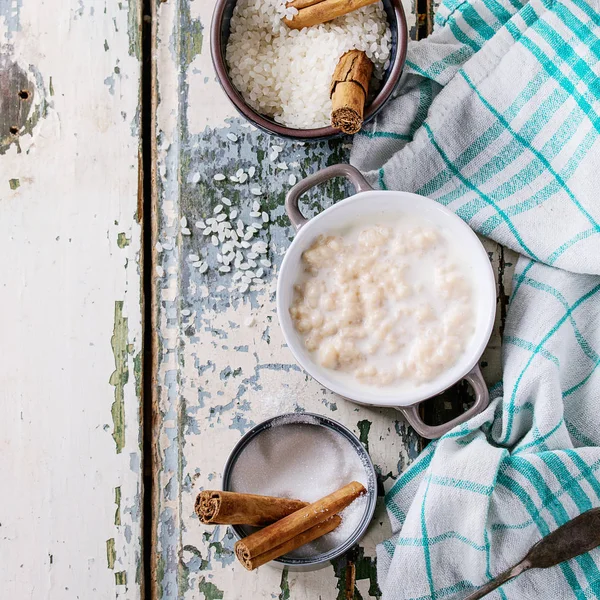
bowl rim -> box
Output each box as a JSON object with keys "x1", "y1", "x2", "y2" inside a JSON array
[
  {"x1": 210, "y1": 0, "x2": 408, "y2": 139},
  {"x1": 221, "y1": 412, "x2": 378, "y2": 567},
  {"x1": 276, "y1": 190, "x2": 497, "y2": 407}
]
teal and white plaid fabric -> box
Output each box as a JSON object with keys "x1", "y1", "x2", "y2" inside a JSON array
[{"x1": 351, "y1": 0, "x2": 600, "y2": 598}]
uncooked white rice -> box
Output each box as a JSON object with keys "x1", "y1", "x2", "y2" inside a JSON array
[{"x1": 226, "y1": 0, "x2": 391, "y2": 129}]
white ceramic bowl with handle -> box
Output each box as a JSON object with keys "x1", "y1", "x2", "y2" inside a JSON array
[{"x1": 276, "y1": 164, "x2": 496, "y2": 439}]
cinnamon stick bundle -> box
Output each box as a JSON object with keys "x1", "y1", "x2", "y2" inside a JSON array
[
  {"x1": 330, "y1": 50, "x2": 373, "y2": 134},
  {"x1": 284, "y1": 0, "x2": 379, "y2": 30},
  {"x1": 235, "y1": 481, "x2": 366, "y2": 570},
  {"x1": 195, "y1": 490, "x2": 307, "y2": 526}
]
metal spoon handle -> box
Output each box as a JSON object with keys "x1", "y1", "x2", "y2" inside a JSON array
[
  {"x1": 463, "y1": 561, "x2": 530, "y2": 600},
  {"x1": 465, "y1": 508, "x2": 600, "y2": 599}
]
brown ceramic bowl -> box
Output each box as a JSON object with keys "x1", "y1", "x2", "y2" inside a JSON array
[{"x1": 210, "y1": 0, "x2": 408, "y2": 140}]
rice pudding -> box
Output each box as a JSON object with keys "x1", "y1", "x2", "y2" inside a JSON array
[{"x1": 289, "y1": 219, "x2": 475, "y2": 386}]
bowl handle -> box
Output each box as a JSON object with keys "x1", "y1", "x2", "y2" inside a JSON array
[
  {"x1": 397, "y1": 365, "x2": 490, "y2": 439},
  {"x1": 285, "y1": 164, "x2": 373, "y2": 231}
]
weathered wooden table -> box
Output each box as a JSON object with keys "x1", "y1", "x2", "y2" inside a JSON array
[{"x1": 2, "y1": 0, "x2": 514, "y2": 598}]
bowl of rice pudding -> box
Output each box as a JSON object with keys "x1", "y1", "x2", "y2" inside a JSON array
[{"x1": 276, "y1": 164, "x2": 496, "y2": 439}]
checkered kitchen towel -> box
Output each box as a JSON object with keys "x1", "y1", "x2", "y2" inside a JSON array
[{"x1": 351, "y1": 0, "x2": 600, "y2": 598}]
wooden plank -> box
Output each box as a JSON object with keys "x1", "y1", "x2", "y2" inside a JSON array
[
  {"x1": 1, "y1": 0, "x2": 144, "y2": 597},
  {"x1": 151, "y1": 2, "x2": 511, "y2": 598},
  {"x1": 152, "y1": 1, "x2": 420, "y2": 598}
]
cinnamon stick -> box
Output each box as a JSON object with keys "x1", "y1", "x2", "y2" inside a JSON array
[
  {"x1": 234, "y1": 481, "x2": 366, "y2": 569},
  {"x1": 286, "y1": 0, "x2": 324, "y2": 9},
  {"x1": 236, "y1": 516, "x2": 342, "y2": 570},
  {"x1": 284, "y1": 0, "x2": 379, "y2": 29},
  {"x1": 195, "y1": 490, "x2": 307, "y2": 526},
  {"x1": 345, "y1": 561, "x2": 357, "y2": 600},
  {"x1": 330, "y1": 50, "x2": 373, "y2": 134}
]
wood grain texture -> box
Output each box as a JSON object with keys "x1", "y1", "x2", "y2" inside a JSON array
[
  {"x1": 151, "y1": 1, "x2": 513, "y2": 598},
  {"x1": 152, "y1": 1, "x2": 420, "y2": 598},
  {"x1": 1, "y1": 0, "x2": 144, "y2": 597}
]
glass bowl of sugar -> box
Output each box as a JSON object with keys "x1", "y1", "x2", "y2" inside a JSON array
[{"x1": 222, "y1": 412, "x2": 378, "y2": 570}]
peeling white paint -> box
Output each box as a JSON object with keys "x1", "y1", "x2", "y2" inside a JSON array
[
  {"x1": 186, "y1": 1, "x2": 239, "y2": 133},
  {"x1": 1, "y1": 0, "x2": 143, "y2": 597}
]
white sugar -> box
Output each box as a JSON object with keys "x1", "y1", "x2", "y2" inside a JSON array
[{"x1": 229, "y1": 420, "x2": 370, "y2": 558}]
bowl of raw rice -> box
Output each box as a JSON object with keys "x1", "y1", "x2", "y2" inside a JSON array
[{"x1": 211, "y1": 0, "x2": 407, "y2": 139}]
